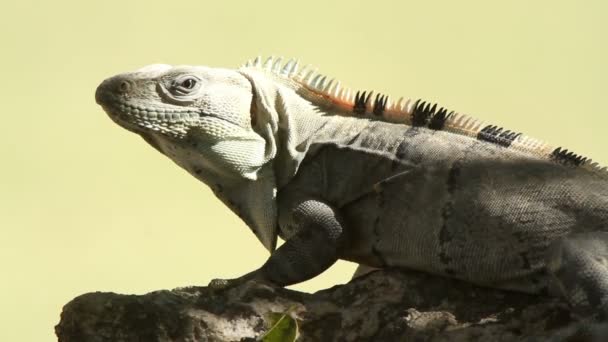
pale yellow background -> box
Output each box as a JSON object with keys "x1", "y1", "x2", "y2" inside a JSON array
[{"x1": 1, "y1": 1, "x2": 606, "y2": 341}]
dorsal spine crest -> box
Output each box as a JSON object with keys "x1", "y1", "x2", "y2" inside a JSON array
[{"x1": 240, "y1": 56, "x2": 601, "y2": 174}]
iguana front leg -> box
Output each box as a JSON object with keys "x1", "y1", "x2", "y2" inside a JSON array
[{"x1": 210, "y1": 199, "x2": 348, "y2": 288}]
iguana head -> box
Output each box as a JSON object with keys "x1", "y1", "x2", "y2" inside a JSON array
[
  {"x1": 95, "y1": 58, "x2": 351, "y2": 252},
  {"x1": 96, "y1": 63, "x2": 287, "y2": 251},
  {"x1": 96, "y1": 64, "x2": 254, "y2": 145}
]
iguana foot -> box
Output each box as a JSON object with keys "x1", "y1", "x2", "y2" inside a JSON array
[
  {"x1": 207, "y1": 278, "x2": 237, "y2": 290},
  {"x1": 208, "y1": 270, "x2": 271, "y2": 291}
]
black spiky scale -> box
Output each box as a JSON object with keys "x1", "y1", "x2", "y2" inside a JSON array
[
  {"x1": 477, "y1": 124, "x2": 521, "y2": 148},
  {"x1": 550, "y1": 147, "x2": 587, "y2": 166},
  {"x1": 353, "y1": 91, "x2": 366, "y2": 114},
  {"x1": 364, "y1": 92, "x2": 373, "y2": 107},
  {"x1": 373, "y1": 93, "x2": 388, "y2": 116},
  {"x1": 411, "y1": 100, "x2": 436, "y2": 126},
  {"x1": 428, "y1": 108, "x2": 453, "y2": 130}
]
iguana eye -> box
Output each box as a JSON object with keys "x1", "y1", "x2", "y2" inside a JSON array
[
  {"x1": 171, "y1": 75, "x2": 200, "y2": 96},
  {"x1": 181, "y1": 78, "x2": 196, "y2": 89}
]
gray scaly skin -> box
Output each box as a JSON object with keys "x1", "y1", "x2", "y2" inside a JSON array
[{"x1": 95, "y1": 57, "x2": 608, "y2": 321}]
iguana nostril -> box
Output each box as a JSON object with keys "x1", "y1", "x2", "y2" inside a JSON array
[
  {"x1": 119, "y1": 80, "x2": 131, "y2": 93},
  {"x1": 95, "y1": 78, "x2": 133, "y2": 105}
]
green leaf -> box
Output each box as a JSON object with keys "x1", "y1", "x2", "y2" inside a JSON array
[{"x1": 260, "y1": 311, "x2": 298, "y2": 342}]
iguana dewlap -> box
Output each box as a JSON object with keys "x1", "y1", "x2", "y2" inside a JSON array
[{"x1": 95, "y1": 57, "x2": 608, "y2": 319}]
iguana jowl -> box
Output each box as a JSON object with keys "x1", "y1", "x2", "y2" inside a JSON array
[{"x1": 95, "y1": 57, "x2": 608, "y2": 319}]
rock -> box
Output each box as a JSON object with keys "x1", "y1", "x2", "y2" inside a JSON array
[{"x1": 55, "y1": 269, "x2": 603, "y2": 341}]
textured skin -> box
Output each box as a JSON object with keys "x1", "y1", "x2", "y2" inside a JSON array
[{"x1": 96, "y1": 60, "x2": 608, "y2": 320}]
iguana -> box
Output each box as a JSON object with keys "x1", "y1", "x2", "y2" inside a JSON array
[{"x1": 95, "y1": 56, "x2": 608, "y2": 320}]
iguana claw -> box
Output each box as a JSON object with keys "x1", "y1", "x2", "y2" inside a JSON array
[
  {"x1": 208, "y1": 270, "x2": 268, "y2": 291},
  {"x1": 207, "y1": 278, "x2": 234, "y2": 290}
]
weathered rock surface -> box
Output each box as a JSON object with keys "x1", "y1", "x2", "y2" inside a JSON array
[{"x1": 56, "y1": 269, "x2": 607, "y2": 341}]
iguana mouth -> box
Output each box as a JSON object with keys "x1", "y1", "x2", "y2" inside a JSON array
[
  {"x1": 102, "y1": 99, "x2": 200, "y2": 124},
  {"x1": 100, "y1": 99, "x2": 247, "y2": 138},
  {"x1": 96, "y1": 96, "x2": 199, "y2": 137}
]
